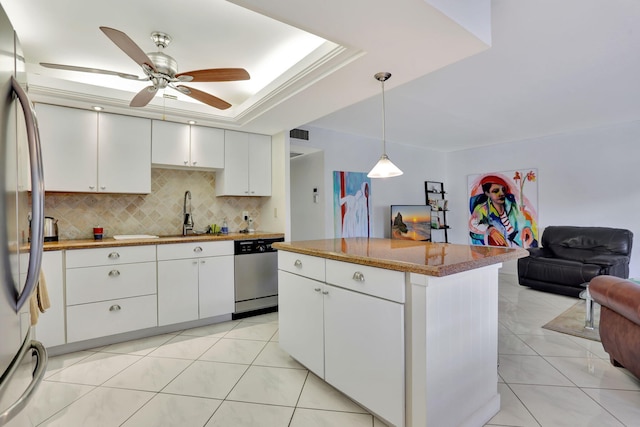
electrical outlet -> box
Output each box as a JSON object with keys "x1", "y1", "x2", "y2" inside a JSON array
[{"x1": 242, "y1": 211, "x2": 249, "y2": 221}]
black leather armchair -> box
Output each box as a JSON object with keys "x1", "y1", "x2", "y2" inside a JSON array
[{"x1": 517, "y1": 226, "x2": 633, "y2": 297}]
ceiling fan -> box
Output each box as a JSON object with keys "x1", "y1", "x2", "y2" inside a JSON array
[{"x1": 40, "y1": 26, "x2": 250, "y2": 110}]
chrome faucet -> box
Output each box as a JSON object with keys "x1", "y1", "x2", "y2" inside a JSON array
[{"x1": 183, "y1": 190, "x2": 194, "y2": 236}]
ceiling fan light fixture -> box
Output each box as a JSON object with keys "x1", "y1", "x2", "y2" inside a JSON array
[
  {"x1": 367, "y1": 72, "x2": 403, "y2": 179},
  {"x1": 150, "y1": 32, "x2": 172, "y2": 49},
  {"x1": 45, "y1": 26, "x2": 250, "y2": 110}
]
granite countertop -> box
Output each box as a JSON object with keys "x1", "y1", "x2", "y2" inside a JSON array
[
  {"x1": 273, "y1": 238, "x2": 528, "y2": 277},
  {"x1": 40, "y1": 232, "x2": 285, "y2": 251}
]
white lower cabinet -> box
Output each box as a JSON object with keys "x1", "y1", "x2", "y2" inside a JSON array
[
  {"x1": 278, "y1": 252, "x2": 405, "y2": 427},
  {"x1": 45, "y1": 240, "x2": 236, "y2": 348},
  {"x1": 323, "y1": 284, "x2": 404, "y2": 427},
  {"x1": 157, "y1": 242, "x2": 234, "y2": 326},
  {"x1": 198, "y1": 255, "x2": 234, "y2": 319},
  {"x1": 278, "y1": 271, "x2": 325, "y2": 376},
  {"x1": 157, "y1": 258, "x2": 199, "y2": 325},
  {"x1": 65, "y1": 245, "x2": 158, "y2": 343}
]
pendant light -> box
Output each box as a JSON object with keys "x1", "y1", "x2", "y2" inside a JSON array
[{"x1": 367, "y1": 72, "x2": 403, "y2": 178}]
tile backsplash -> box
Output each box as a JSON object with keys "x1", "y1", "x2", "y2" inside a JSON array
[{"x1": 43, "y1": 168, "x2": 268, "y2": 240}]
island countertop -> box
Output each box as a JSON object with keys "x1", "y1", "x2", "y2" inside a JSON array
[{"x1": 273, "y1": 238, "x2": 528, "y2": 277}]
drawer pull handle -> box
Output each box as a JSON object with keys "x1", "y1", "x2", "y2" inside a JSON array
[
  {"x1": 314, "y1": 287, "x2": 321, "y2": 292},
  {"x1": 109, "y1": 304, "x2": 121, "y2": 312},
  {"x1": 294, "y1": 259, "x2": 302, "y2": 268},
  {"x1": 201, "y1": 260, "x2": 205, "y2": 264},
  {"x1": 194, "y1": 246, "x2": 203, "y2": 253},
  {"x1": 108, "y1": 269, "x2": 120, "y2": 277},
  {"x1": 322, "y1": 290, "x2": 329, "y2": 295},
  {"x1": 108, "y1": 252, "x2": 120, "y2": 259},
  {"x1": 352, "y1": 271, "x2": 365, "y2": 282}
]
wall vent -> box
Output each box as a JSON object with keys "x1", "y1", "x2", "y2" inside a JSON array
[{"x1": 290, "y1": 128, "x2": 309, "y2": 140}]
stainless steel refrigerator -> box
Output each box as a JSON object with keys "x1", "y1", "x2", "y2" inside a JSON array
[{"x1": 0, "y1": 3, "x2": 47, "y2": 425}]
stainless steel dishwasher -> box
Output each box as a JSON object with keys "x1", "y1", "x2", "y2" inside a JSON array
[{"x1": 233, "y1": 237, "x2": 284, "y2": 316}]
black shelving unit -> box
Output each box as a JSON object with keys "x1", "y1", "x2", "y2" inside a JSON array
[{"x1": 425, "y1": 181, "x2": 450, "y2": 243}]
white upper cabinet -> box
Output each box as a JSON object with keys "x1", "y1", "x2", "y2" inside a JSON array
[
  {"x1": 36, "y1": 104, "x2": 98, "y2": 192},
  {"x1": 190, "y1": 126, "x2": 224, "y2": 169},
  {"x1": 35, "y1": 104, "x2": 151, "y2": 193},
  {"x1": 248, "y1": 133, "x2": 272, "y2": 196},
  {"x1": 152, "y1": 120, "x2": 224, "y2": 169},
  {"x1": 98, "y1": 113, "x2": 151, "y2": 194},
  {"x1": 151, "y1": 120, "x2": 189, "y2": 167},
  {"x1": 216, "y1": 130, "x2": 271, "y2": 196}
]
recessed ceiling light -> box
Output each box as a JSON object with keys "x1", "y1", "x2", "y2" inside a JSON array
[{"x1": 92, "y1": 106, "x2": 103, "y2": 111}]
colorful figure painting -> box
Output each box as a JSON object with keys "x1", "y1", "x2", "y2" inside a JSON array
[
  {"x1": 468, "y1": 169, "x2": 539, "y2": 248},
  {"x1": 333, "y1": 171, "x2": 371, "y2": 238}
]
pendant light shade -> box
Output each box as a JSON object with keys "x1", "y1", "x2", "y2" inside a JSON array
[{"x1": 368, "y1": 72, "x2": 403, "y2": 178}]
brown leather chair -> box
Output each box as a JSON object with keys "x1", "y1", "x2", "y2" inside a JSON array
[{"x1": 589, "y1": 276, "x2": 640, "y2": 379}]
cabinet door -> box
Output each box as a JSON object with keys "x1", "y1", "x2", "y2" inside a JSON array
[
  {"x1": 198, "y1": 255, "x2": 234, "y2": 318},
  {"x1": 190, "y1": 126, "x2": 224, "y2": 169},
  {"x1": 217, "y1": 130, "x2": 249, "y2": 195},
  {"x1": 36, "y1": 104, "x2": 98, "y2": 192},
  {"x1": 278, "y1": 271, "x2": 325, "y2": 377},
  {"x1": 248, "y1": 133, "x2": 271, "y2": 196},
  {"x1": 98, "y1": 113, "x2": 151, "y2": 193},
  {"x1": 324, "y1": 284, "x2": 405, "y2": 427},
  {"x1": 34, "y1": 251, "x2": 65, "y2": 347},
  {"x1": 151, "y1": 120, "x2": 190, "y2": 167},
  {"x1": 158, "y1": 259, "x2": 199, "y2": 326}
]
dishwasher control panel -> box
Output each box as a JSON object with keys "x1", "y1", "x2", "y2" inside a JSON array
[{"x1": 234, "y1": 238, "x2": 284, "y2": 255}]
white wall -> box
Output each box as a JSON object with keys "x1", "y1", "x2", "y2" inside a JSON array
[
  {"x1": 299, "y1": 126, "x2": 447, "y2": 238},
  {"x1": 446, "y1": 120, "x2": 640, "y2": 277},
  {"x1": 290, "y1": 151, "x2": 326, "y2": 241}
]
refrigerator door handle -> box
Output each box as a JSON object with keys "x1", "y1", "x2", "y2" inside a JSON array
[
  {"x1": 10, "y1": 77, "x2": 44, "y2": 312},
  {"x1": 0, "y1": 332, "x2": 47, "y2": 424}
]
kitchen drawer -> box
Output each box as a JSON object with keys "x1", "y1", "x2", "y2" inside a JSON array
[
  {"x1": 278, "y1": 251, "x2": 325, "y2": 282},
  {"x1": 66, "y1": 262, "x2": 157, "y2": 305},
  {"x1": 66, "y1": 294, "x2": 157, "y2": 343},
  {"x1": 325, "y1": 259, "x2": 405, "y2": 303},
  {"x1": 66, "y1": 245, "x2": 156, "y2": 268},
  {"x1": 157, "y1": 241, "x2": 233, "y2": 260}
]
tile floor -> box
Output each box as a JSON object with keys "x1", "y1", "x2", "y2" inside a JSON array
[{"x1": 9, "y1": 274, "x2": 640, "y2": 426}]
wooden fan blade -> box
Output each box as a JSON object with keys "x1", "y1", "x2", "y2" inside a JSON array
[
  {"x1": 177, "y1": 85, "x2": 232, "y2": 110},
  {"x1": 39, "y1": 63, "x2": 143, "y2": 80},
  {"x1": 175, "y1": 68, "x2": 250, "y2": 82},
  {"x1": 130, "y1": 86, "x2": 158, "y2": 107},
  {"x1": 100, "y1": 26, "x2": 156, "y2": 71}
]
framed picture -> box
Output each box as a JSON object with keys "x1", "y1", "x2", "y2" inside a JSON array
[
  {"x1": 390, "y1": 205, "x2": 431, "y2": 241},
  {"x1": 467, "y1": 169, "x2": 539, "y2": 248},
  {"x1": 333, "y1": 171, "x2": 372, "y2": 238}
]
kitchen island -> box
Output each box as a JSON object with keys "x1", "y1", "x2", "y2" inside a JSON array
[{"x1": 273, "y1": 238, "x2": 528, "y2": 427}]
